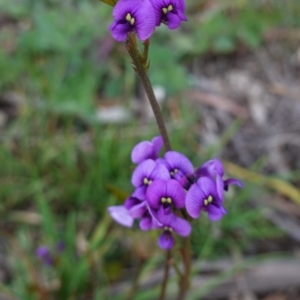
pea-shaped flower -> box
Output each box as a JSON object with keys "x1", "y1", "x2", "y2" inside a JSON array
[
  {"x1": 146, "y1": 179, "x2": 186, "y2": 214},
  {"x1": 131, "y1": 159, "x2": 170, "y2": 199},
  {"x1": 149, "y1": 0, "x2": 187, "y2": 29},
  {"x1": 156, "y1": 210, "x2": 191, "y2": 249},
  {"x1": 109, "y1": 0, "x2": 156, "y2": 42},
  {"x1": 186, "y1": 176, "x2": 227, "y2": 221}
]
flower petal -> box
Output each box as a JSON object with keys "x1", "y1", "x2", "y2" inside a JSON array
[
  {"x1": 109, "y1": 21, "x2": 131, "y2": 42},
  {"x1": 131, "y1": 159, "x2": 156, "y2": 187},
  {"x1": 207, "y1": 204, "x2": 225, "y2": 221},
  {"x1": 196, "y1": 176, "x2": 218, "y2": 199},
  {"x1": 224, "y1": 178, "x2": 243, "y2": 190},
  {"x1": 158, "y1": 231, "x2": 174, "y2": 249},
  {"x1": 165, "y1": 179, "x2": 186, "y2": 209},
  {"x1": 108, "y1": 206, "x2": 134, "y2": 227},
  {"x1": 135, "y1": 0, "x2": 156, "y2": 40},
  {"x1": 151, "y1": 163, "x2": 170, "y2": 181},
  {"x1": 146, "y1": 179, "x2": 166, "y2": 209},
  {"x1": 132, "y1": 186, "x2": 147, "y2": 200},
  {"x1": 139, "y1": 215, "x2": 152, "y2": 230},
  {"x1": 129, "y1": 202, "x2": 147, "y2": 218},
  {"x1": 195, "y1": 158, "x2": 224, "y2": 179},
  {"x1": 170, "y1": 215, "x2": 191, "y2": 237},
  {"x1": 185, "y1": 183, "x2": 205, "y2": 218},
  {"x1": 166, "y1": 12, "x2": 181, "y2": 30},
  {"x1": 164, "y1": 151, "x2": 194, "y2": 176},
  {"x1": 216, "y1": 175, "x2": 225, "y2": 202},
  {"x1": 131, "y1": 141, "x2": 154, "y2": 164},
  {"x1": 152, "y1": 136, "x2": 163, "y2": 157},
  {"x1": 124, "y1": 196, "x2": 140, "y2": 210}
]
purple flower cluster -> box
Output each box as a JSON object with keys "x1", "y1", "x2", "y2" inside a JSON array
[
  {"x1": 108, "y1": 136, "x2": 242, "y2": 249},
  {"x1": 109, "y1": 0, "x2": 187, "y2": 41}
]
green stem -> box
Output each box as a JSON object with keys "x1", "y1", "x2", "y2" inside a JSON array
[
  {"x1": 158, "y1": 250, "x2": 172, "y2": 300},
  {"x1": 176, "y1": 236, "x2": 191, "y2": 300},
  {"x1": 125, "y1": 33, "x2": 172, "y2": 151}
]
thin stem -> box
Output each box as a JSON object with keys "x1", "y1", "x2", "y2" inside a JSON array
[
  {"x1": 176, "y1": 236, "x2": 191, "y2": 300},
  {"x1": 125, "y1": 33, "x2": 172, "y2": 151},
  {"x1": 159, "y1": 250, "x2": 172, "y2": 300}
]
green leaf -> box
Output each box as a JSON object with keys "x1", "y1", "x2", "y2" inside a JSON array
[{"x1": 99, "y1": 0, "x2": 117, "y2": 7}]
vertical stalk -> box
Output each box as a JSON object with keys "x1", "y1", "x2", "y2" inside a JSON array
[
  {"x1": 125, "y1": 33, "x2": 172, "y2": 151},
  {"x1": 158, "y1": 250, "x2": 172, "y2": 300},
  {"x1": 176, "y1": 236, "x2": 191, "y2": 300},
  {"x1": 125, "y1": 33, "x2": 192, "y2": 300}
]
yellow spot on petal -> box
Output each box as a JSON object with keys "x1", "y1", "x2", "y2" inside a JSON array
[
  {"x1": 162, "y1": 7, "x2": 168, "y2": 14},
  {"x1": 126, "y1": 13, "x2": 131, "y2": 22},
  {"x1": 208, "y1": 195, "x2": 213, "y2": 203},
  {"x1": 204, "y1": 199, "x2": 208, "y2": 206},
  {"x1": 168, "y1": 4, "x2": 173, "y2": 11},
  {"x1": 130, "y1": 17, "x2": 135, "y2": 25},
  {"x1": 161, "y1": 197, "x2": 167, "y2": 203},
  {"x1": 166, "y1": 197, "x2": 172, "y2": 204},
  {"x1": 174, "y1": 168, "x2": 178, "y2": 173}
]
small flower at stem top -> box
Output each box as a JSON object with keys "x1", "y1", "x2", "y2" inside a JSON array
[
  {"x1": 149, "y1": 0, "x2": 187, "y2": 29},
  {"x1": 109, "y1": 0, "x2": 156, "y2": 42}
]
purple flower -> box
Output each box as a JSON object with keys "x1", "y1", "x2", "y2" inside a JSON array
[
  {"x1": 36, "y1": 246, "x2": 53, "y2": 266},
  {"x1": 131, "y1": 159, "x2": 170, "y2": 199},
  {"x1": 146, "y1": 179, "x2": 186, "y2": 213},
  {"x1": 196, "y1": 159, "x2": 243, "y2": 200},
  {"x1": 131, "y1": 136, "x2": 163, "y2": 164},
  {"x1": 107, "y1": 205, "x2": 134, "y2": 227},
  {"x1": 156, "y1": 210, "x2": 191, "y2": 249},
  {"x1": 109, "y1": 0, "x2": 156, "y2": 42},
  {"x1": 158, "y1": 151, "x2": 194, "y2": 182},
  {"x1": 124, "y1": 196, "x2": 160, "y2": 230},
  {"x1": 185, "y1": 176, "x2": 226, "y2": 221},
  {"x1": 149, "y1": 0, "x2": 187, "y2": 29}
]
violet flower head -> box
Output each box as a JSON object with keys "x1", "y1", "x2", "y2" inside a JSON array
[
  {"x1": 149, "y1": 0, "x2": 187, "y2": 29},
  {"x1": 185, "y1": 176, "x2": 226, "y2": 221},
  {"x1": 131, "y1": 136, "x2": 163, "y2": 164},
  {"x1": 156, "y1": 210, "x2": 191, "y2": 249},
  {"x1": 146, "y1": 179, "x2": 186, "y2": 214},
  {"x1": 131, "y1": 159, "x2": 170, "y2": 199},
  {"x1": 158, "y1": 151, "x2": 194, "y2": 182},
  {"x1": 195, "y1": 159, "x2": 243, "y2": 201},
  {"x1": 109, "y1": 0, "x2": 156, "y2": 42}
]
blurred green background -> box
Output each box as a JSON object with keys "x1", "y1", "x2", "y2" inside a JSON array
[{"x1": 1, "y1": 0, "x2": 300, "y2": 299}]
